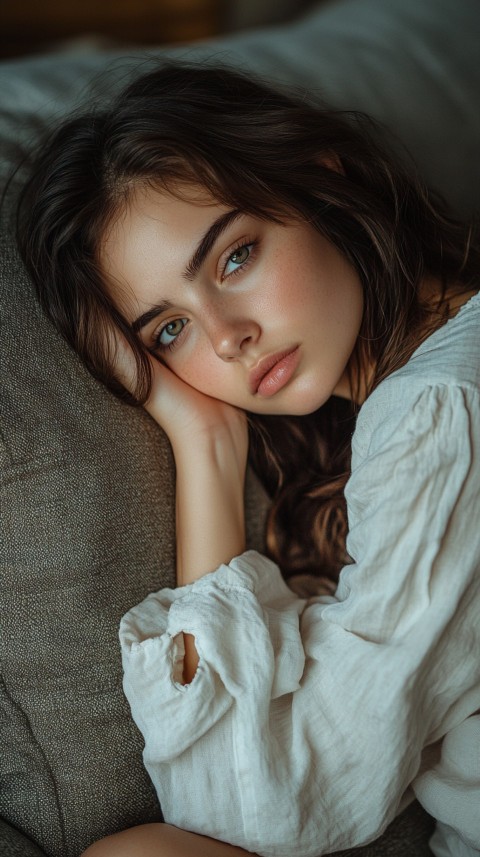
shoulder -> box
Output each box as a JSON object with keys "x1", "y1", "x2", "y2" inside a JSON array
[{"x1": 353, "y1": 292, "x2": 480, "y2": 465}]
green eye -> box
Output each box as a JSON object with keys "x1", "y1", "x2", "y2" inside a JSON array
[
  {"x1": 224, "y1": 243, "x2": 253, "y2": 277},
  {"x1": 158, "y1": 318, "x2": 187, "y2": 348},
  {"x1": 231, "y1": 246, "x2": 249, "y2": 264}
]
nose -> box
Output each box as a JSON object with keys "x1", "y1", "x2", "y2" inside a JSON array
[{"x1": 208, "y1": 315, "x2": 261, "y2": 362}]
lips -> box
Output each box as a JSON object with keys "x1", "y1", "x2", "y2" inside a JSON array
[{"x1": 249, "y1": 347, "x2": 299, "y2": 395}]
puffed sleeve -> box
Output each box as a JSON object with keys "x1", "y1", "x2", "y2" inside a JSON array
[{"x1": 119, "y1": 383, "x2": 480, "y2": 857}]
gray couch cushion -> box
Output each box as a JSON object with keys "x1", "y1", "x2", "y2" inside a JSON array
[
  {"x1": 1, "y1": 0, "x2": 478, "y2": 854},
  {"x1": 0, "y1": 820, "x2": 47, "y2": 857}
]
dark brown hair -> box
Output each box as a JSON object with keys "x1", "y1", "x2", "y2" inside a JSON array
[{"x1": 17, "y1": 62, "x2": 479, "y2": 586}]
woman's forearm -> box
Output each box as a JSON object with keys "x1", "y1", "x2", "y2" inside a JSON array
[
  {"x1": 174, "y1": 430, "x2": 247, "y2": 585},
  {"x1": 172, "y1": 429, "x2": 247, "y2": 682}
]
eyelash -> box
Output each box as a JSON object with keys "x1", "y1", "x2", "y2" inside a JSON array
[
  {"x1": 153, "y1": 318, "x2": 189, "y2": 353},
  {"x1": 220, "y1": 238, "x2": 257, "y2": 280},
  {"x1": 152, "y1": 238, "x2": 258, "y2": 353}
]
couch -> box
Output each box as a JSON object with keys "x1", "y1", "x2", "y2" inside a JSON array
[{"x1": 1, "y1": 0, "x2": 479, "y2": 854}]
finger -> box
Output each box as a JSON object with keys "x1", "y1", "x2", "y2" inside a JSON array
[{"x1": 105, "y1": 326, "x2": 145, "y2": 397}]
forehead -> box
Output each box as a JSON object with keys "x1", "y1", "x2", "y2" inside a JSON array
[
  {"x1": 99, "y1": 184, "x2": 227, "y2": 303},
  {"x1": 104, "y1": 182, "x2": 222, "y2": 255}
]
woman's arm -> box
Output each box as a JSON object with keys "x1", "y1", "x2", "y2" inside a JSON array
[
  {"x1": 173, "y1": 423, "x2": 247, "y2": 682},
  {"x1": 115, "y1": 344, "x2": 249, "y2": 682},
  {"x1": 174, "y1": 424, "x2": 247, "y2": 588}
]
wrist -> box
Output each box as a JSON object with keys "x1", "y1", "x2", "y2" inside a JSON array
[
  {"x1": 174, "y1": 441, "x2": 247, "y2": 587},
  {"x1": 172, "y1": 424, "x2": 248, "y2": 479}
]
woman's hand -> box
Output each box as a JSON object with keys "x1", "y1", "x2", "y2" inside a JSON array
[
  {"x1": 114, "y1": 336, "x2": 248, "y2": 465},
  {"x1": 147, "y1": 355, "x2": 248, "y2": 464}
]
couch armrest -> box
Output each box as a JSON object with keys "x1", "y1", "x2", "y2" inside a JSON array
[{"x1": 0, "y1": 819, "x2": 48, "y2": 857}]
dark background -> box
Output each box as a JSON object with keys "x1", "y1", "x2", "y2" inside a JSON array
[{"x1": 0, "y1": 0, "x2": 320, "y2": 60}]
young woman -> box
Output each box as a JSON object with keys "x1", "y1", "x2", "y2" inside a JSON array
[{"x1": 17, "y1": 63, "x2": 479, "y2": 857}]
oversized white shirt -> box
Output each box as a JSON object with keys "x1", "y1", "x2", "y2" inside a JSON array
[{"x1": 120, "y1": 292, "x2": 480, "y2": 857}]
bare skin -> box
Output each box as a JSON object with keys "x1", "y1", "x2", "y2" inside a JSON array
[{"x1": 81, "y1": 822, "x2": 255, "y2": 857}]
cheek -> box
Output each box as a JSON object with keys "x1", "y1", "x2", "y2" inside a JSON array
[
  {"x1": 259, "y1": 242, "x2": 325, "y2": 318},
  {"x1": 247, "y1": 268, "x2": 304, "y2": 327},
  {"x1": 171, "y1": 343, "x2": 228, "y2": 398}
]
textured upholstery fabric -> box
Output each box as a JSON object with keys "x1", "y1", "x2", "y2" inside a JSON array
[
  {"x1": 1, "y1": 0, "x2": 479, "y2": 854},
  {"x1": 1, "y1": 108, "x2": 269, "y2": 857},
  {"x1": 0, "y1": 820, "x2": 48, "y2": 857},
  {"x1": 336, "y1": 803, "x2": 435, "y2": 855}
]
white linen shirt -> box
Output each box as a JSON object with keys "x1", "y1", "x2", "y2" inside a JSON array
[{"x1": 120, "y1": 292, "x2": 480, "y2": 857}]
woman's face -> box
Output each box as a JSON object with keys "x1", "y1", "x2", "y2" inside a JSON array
[{"x1": 101, "y1": 185, "x2": 363, "y2": 415}]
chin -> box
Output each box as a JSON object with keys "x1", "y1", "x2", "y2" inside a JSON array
[
  {"x1": 287, "y1": 386, "x2": 333, "y2": 415},
  {"x1": 278, "y1": 403, "x2": 326, "y2": 416},
  {"x1": 252, "y1": 391, "x2": 331, "y2": 417}
]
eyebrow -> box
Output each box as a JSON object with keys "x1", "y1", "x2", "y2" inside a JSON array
[
  {"x1": 131, "y1": 208, "x2": 242, "y2": 333},
  {"x1": 131, "y1": 300, "x2": 174, "y2": 334},
  {"x1": 183, "y1": 208, "x2": 242, "y2": 281}
]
